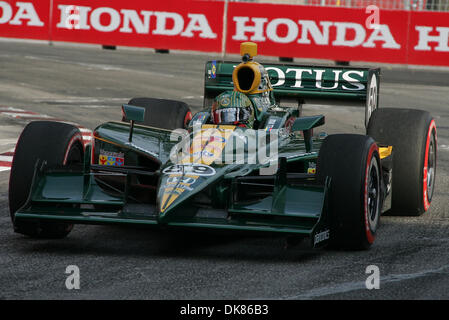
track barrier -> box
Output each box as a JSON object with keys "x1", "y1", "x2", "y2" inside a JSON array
[{"x1": 0, "y1": 0, "x2": 448, "y2": 66}]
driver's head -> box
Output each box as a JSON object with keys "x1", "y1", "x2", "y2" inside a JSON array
[{"x1": 211, "y1": 91, "x2": 255, "y2": 128}]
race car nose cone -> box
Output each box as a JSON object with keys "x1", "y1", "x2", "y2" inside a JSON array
[{"x1": 157, "y1": 163, "x2": 218, "y2": 219}]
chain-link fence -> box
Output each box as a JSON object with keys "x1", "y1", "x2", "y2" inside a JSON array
[{"x1": 229, "y1": 0, "x2": 449, "y2": 11}]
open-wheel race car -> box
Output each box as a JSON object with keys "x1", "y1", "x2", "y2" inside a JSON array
[{"x1": 9, "y1": 42, "x2": 437, "y2": 250}]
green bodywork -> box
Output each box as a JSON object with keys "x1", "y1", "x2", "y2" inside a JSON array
[
  {"x1": 15, "y1": 120, "x2": 329, "y2": 246},
  {"x1": 14, "y1": 60, "x2": 379, "y2": 247}
]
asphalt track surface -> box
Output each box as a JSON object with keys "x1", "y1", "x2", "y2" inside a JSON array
[{"x1": 0, "y1": 40, "x2": 448, "y2": 300}]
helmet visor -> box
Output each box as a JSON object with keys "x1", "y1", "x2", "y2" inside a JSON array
[{"x1": 213, "y1": 107, "x2": 252, "y2": 125}]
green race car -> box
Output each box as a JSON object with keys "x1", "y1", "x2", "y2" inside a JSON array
[{"x1": 9, "y1": 42, "x2": 437, "y2": 250}]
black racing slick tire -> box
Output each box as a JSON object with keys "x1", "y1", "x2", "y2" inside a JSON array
[
  {"x1": 367, "y1": 108, "x2": 437, "y2": 216},
  {"x1": 125, "y1": 97, "x2": 192, "y2": 130},
  {"x1": 317, "y1": 134, "x2": 382, "y2": 250},
  {"x1": 9, "y1": 121, "x2": 84, "y2": 238}
]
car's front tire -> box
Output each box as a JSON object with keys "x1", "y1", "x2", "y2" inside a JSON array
[
  {"x1": 317, "y1": 134, "x2": 382, "y2": 250},
  {"x1": 9, "y1": 121, "x2": 84, "y2": 238}
]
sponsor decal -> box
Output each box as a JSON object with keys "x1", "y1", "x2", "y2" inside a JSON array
[
  {"x1": 99, "y1": 149, "x2": 124, "y2": 166},
  {"x1": 265, "y1": 67, "x2": 366, "y2": 91},
  {"x1": 220, "y1": 96, "x2": 231, "y2": 107},
  {"x1": 187, "y1": 113, "x2": 209, "y2": 128},
  {"x1": 163, "y1": 164, "x2": 216, "y2": 176},
  {"x1": 250, "y1": 95, "x2": 270, "y2": 112},
  {"x1": 166, "y1": 174, "x2": 198, "y2": 189},
  {"x1": 210, "y1": 60, "x2": 217, "y2": 79},
  {"x1": 314, "y1": 229, "x2": 330, "y2": 245},
  {"x1": 265, "y1": 117, "x2": 281, "y2": 132},
  {"x1": 307, "y1": 162, "x2": 316, "y2": 174},
  {"x1": 162, "y1": 175, "x2": 197, "y2": 204},
  {"x1": 192, "y1": 113, "x2": 207, "y2": 125}
]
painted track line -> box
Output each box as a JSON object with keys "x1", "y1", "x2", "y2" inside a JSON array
[
  {"x1": 0, "y1": 107, "x2": 94, "y2": 172},
  {"x1": 277, "y1": 265, "x2": 449, "y2": 300},
  {"x1": 0, "y1": 151, "x2": 14, "y2": 172}
]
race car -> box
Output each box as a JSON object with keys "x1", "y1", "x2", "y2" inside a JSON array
[{"x1": 9, "y1": 42, "x2": 437, "y2": 250}]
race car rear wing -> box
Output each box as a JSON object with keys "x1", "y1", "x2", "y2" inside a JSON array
[{"x1": 203, "y1": 60, "x2": 380, "y2": 127}]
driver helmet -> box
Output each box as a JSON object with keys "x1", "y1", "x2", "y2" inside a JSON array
[{"x1": 211, "y1": 91, "x2": 255, "y2": 128}]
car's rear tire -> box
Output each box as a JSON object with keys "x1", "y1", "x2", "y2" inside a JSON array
[
  {"x1": 317, "y1": 134, "x2": 382, "y2": 250},
  {"x1": 125, "y1": 97, "x2": 192, "y2": 130},
  {"x1": 367, "y1": 108, "x2": 437, "y2": 216},
  {"x1": 9, "y1": 121, "x2": 84, "y2": 238}
]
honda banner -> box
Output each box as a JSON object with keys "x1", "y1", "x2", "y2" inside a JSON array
[
  {"x1": 226, "y1": 1, "x2": 449, "y2": 67},
  {"x1": 50, "y1": 0, "x2": 223, "y2": 52},
  {"x1": 0, "y1": 0, "x2": 448, "y2": 67},
  {"x1": 408, "y1": 10, "x2": 449, "y2": 66},
  {"x1": 0, "y1": 0, "x2": 224, "y2": 52},
  {"x1": 0, "y1": 0, "x2": 50, "y2": 40}
]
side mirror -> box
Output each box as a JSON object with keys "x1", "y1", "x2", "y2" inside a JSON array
[
  {"x1": 122, "y1": 104, "x2": 145, "y2": 122},
  {"x1": 121, "y1": 104, "x2": 145, "y2": 142},
  {"x1": 292, "y1": 115, "x2": 325, "y2": 152}
]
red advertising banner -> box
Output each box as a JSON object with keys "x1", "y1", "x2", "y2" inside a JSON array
[
  {"x1": 0, "y1": 0, "x2": 448, "y2": 67},
  {"x1": 0, "y1": 0, "x2": 224, "y2": 52},
  {"x1": 0, "y1": 0, "x2": 50, "y2": 40},
  {"x1": 226, "y1": 2, "x2": 410, "y2": 64},
  {"x1": 50, "y1": 0, "x2": 224, "y2": 52},
  {"x1": 408, "y1": 11, "x2": 449, "y2": 66}
]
